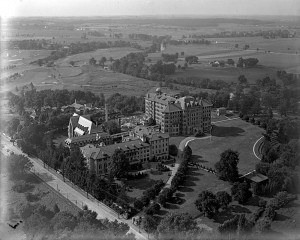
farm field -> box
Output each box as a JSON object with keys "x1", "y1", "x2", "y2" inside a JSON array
[
  {"x1": 56, "y1": 47, "x2": 143, "y2": 66},
  {"x1": 171, "y1": 64, "x2": 280, "y2": 84}
]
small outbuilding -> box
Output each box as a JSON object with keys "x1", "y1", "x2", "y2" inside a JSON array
[{"x1": 242, "y1": 170, "x2": 268, "y2": 189}]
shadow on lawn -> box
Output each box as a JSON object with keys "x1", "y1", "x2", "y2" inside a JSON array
[
  {"x1": 274, "y1": 213, "x2": 291, "y2": 221},
  {"x1": 230, "y1": 204, "x2": 251, "y2": 214},
  {"x1": 177, "y1": 186, "x2": 194, "y2": 192},
  {"x1": 126, "y1": 177, "x2": 159, "y2": 190},
  {"x1": 191, "y1": 155, "x2": 208, "y2": 164},
  {"x1": 165, "y1": 202, "x2": 180, "y2": 209},
  {"x1": 212, "y1": 126, "x2": 245, "y2": 137}
]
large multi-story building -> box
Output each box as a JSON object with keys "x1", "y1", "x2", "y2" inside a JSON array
[
  {"x1": 145, "y1": 89, "x2": 212, "y2": 136},
  {"x1": 80, "y1": 125, "x2": 169, "y2": 176}
]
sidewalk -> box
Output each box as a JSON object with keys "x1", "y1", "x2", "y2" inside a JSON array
[{"x1": 1, "y1": 136, "x2": 147, "y2": 240}]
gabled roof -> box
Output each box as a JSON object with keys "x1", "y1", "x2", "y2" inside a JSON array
[
  {"x1": 80, "y1": 139, "x2": 150, "y2": 160},
  {"x1": 162, "y1": 103, "x2": 182, "y2": 113}
]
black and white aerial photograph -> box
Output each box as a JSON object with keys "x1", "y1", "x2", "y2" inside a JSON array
[{"x1": 0, "y1": 0, "x2": 299, "y2": 239}]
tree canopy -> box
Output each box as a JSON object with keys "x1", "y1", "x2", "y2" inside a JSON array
[{"x1": 215, "y1": 149, "x2": 239, "y2": 182}]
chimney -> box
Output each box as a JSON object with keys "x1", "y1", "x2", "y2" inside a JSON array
[{"x1": 105, "y1": 104, "x2": 108, "y2": 122}]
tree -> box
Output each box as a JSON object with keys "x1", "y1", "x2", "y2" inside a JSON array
[
  {"x1": 195, "y1": 190, "x2": 219, "y2": 218},
  {"x1": 7, "y1": 117, "x2": 20, "y2": 137},
  {"x1": 183, "y1": 145, "x2": 192, "y2": 160},
  {"x1": 89, "y1": 57, "x2": 97, "y2": 65},
  {"x1": 144, "y1": 202, "x2": 160, "y2": 215},
  {"x1": 238, "y1": 75, "x2": 248, "y2": 85},
  {"x1": 109, "y1": 149, "x2": 129, "y2": 178},
  {"x1": 216, "y1": 191, "x2": 232, "y2": 210},
  {"x1": 142, "y1": 214, "x2": 157, "y2": 238},
  {"x1": 157, "y1": 213, "x2": 200, "y2": 239},
  {"x1": 231, "y1": 182, "x2": 252, "y2": 204},
  {"x1": 215, "y1": 149, "x2": 239, "y2": 182},
  {"x1": 53, "y1": 204, "x2": 60, "y2": 214},
  {"x1": 99, "y1": 56, "x2": 107, "y2": 66},
  {"x1": 133, "y1": 199, "x2": 144, "y2": 211},
  {"x1": 169, "y1": 144, "x2": 178, "y2": 156},
  {"x1": 104, "y1": 120, "x2": 121, "y2": 134},
  {"x1": 255, "y1": 162, "x2": 271, "y2": 175},
  {"x1": 256, "y1": 218, "x2": 271, "y2": 233}
]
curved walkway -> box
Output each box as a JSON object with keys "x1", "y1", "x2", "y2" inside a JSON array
[
  {"x1": 253, "y1": 136, "x2": 264, "y2": 160},
  {"x1": 178, "y1": 136, "x2": 211, "y2": 151}
]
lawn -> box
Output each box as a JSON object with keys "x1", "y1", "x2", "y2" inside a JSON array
[
  {"x1": 125, "y1": 168, "x2": 171, "y2": 200},
  {"x1": 153, "y1": 118, "x2": 265, "y2": 230},
  {"x1": 189, "y1": 118, "x2": 264, "y2": 175},
  {"x1": 156, "y1": 165, "x2": 259, "y2": 231}
]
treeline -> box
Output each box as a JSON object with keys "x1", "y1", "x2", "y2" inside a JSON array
[
  {"x1": 189, "y1": 29, "x2": 294, "y2": 39},
  {"x1": 8, "y1": 39, "x2": 52, "y2": 50},
  {"x1": 106, "y1": 93, "x2": 145, "y2": 115},
  {"x1": 161, "y1": 53, "x2": 178, "y2": 62},
  {"x1": 111, "y1": 53, "x2": 176, "y2": 80},
  {"x1": 87, "y1": 31, "x2": 105, "y2": 37},
  {"x1": 169, "y1": 38, "x2": 211, "y2": 45},
  {"x1": 237, "y1": 57, "x2": 259, "y2": 67},
  {"x1": 8, "y1": 89, "x2": 102, "y2": 111},
  {"x1": 255, "y1": 119, "x2": 300, "y2": 196},
  {"x1": 277, "y1": 70, "x2": 298, "y2": 86}
]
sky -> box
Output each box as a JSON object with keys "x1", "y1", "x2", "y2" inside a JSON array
[{"x1": 1, "y1": 0, "x2": 299, "y2": 17}]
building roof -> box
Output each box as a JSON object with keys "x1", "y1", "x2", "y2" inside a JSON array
[
  {"x1": 132, "y1": 126, "x2": 169, "y2": 141},
  {"x1": 81, "y1": 139, "x2": 150, "y2": 160},
  {"x1": 65, "y1": 132, "x2": 110, "y2": 144},
  {"x1": 243, "y1": 171, "x2": 268, "y2": 183},
  {"x1": 162, "y1": 103, "x2": 182, "y2": 113},
  {"x1": 145, "y1": 93, "x2": 176, "y2": 105}
]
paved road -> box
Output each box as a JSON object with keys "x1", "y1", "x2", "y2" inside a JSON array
[{"x1": 1, "y1": 135, "x2": 147, "y2": 240}]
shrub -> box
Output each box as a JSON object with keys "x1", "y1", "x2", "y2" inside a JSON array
[
  {"x1": 169, "y1": 144, "x2": 178, "y2": 156},
  {"x1": 263, "y1": 205, "x2": 276, "y2": 221},
  {"x1": 258, "y1": 199, "x2": 267, "y2": 208},
  {"x1": 250, "y1": 118, "x2": 255, "y2": 124},
  {"x1": 239, "y1": 112, "x2": 244, "y2": 118},
  {"x1": 231, "y1": 182, "x2": 252, "y2": 205},
  {"x1": 218, "y1": 215, "x2": 239, "y2": 233},
  {"x1": 243, "y1": 115, "x2": 250, "y2": 121},
  {"x1": 247, "y1": 207, "x2": 265, "y2": 223}
]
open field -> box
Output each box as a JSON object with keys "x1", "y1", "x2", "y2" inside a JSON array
[
  {"x1": 56, "y1": 47, "x2": 143, "y2": 66},
  {"x1": 189, "y1": 118, "x2": 264, "y2": 175}
]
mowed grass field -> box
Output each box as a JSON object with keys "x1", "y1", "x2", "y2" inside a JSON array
[{"x1": 189, "y1": 118, "x2": 264, "y2": 175}]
